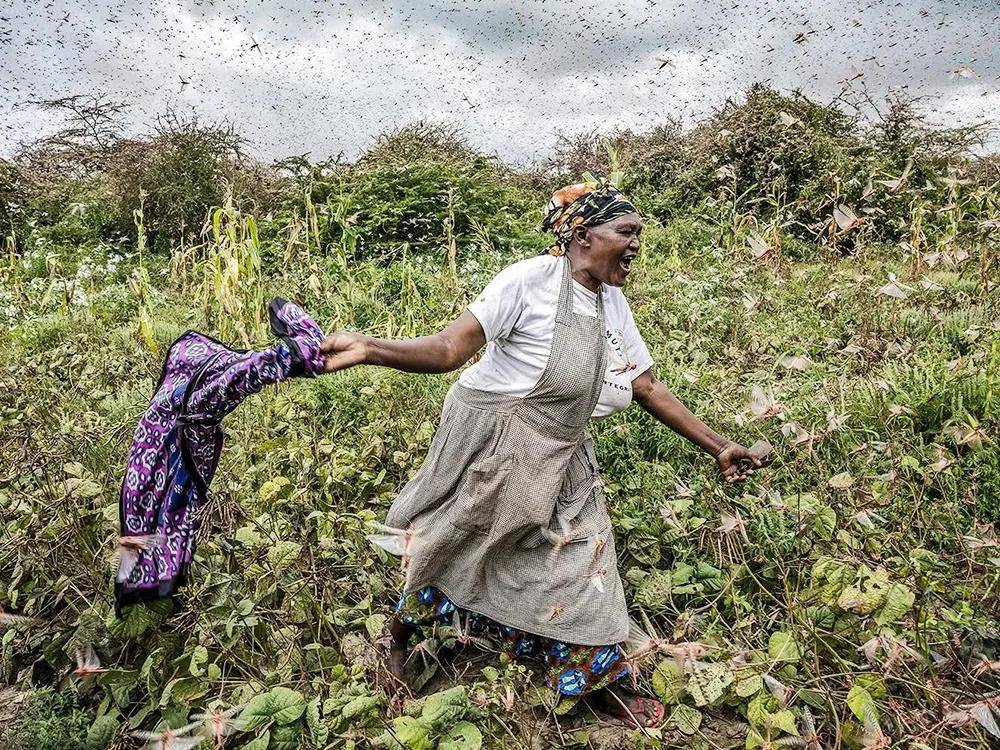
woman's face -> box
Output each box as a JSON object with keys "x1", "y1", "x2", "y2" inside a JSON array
[{"x1": 575, "y1": 213, "x2": 643, "y2": 287}]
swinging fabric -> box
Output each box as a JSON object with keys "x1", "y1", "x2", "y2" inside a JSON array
[{"x1": 115, "y1": 299, "x2": 325, "y2": 616}]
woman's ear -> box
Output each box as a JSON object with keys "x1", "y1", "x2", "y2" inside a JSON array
[{"x1": 572, "y1": 225, "x2": 590, "y2": 248}]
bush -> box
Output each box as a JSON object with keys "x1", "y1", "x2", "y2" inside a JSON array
[
  {"x1": 1, "y1": 689, "x2": 91, "y2": 750},
  {"x1": 285, "y1": 123, "x2": 544, "y2": 263},
  {"x1": 105, "y1": 112, "x2": 282, "y2": 251},
  {"x1": 0, "y1": 157, "x2": 24, "y2": 242}
]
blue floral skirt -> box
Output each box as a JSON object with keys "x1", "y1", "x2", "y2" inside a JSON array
[{"x1": 394, "y1": 585, "x2": 629, "y2": 696}]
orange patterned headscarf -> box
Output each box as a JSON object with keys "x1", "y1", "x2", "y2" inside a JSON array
[{"x1": 540, "y1": 180, "x2": 637, "y2": 256}]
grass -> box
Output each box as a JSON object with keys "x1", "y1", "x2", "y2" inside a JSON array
[{"x1": 1, "y1": 99, "x2": 999, "y2": 749}]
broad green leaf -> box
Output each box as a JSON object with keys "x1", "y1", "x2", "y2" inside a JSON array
[
  {"x1": 270, "y1": 686, "x2": 306, "y2": 725},
  {"x1": 768, "y1": 631, "x2": 801, "y2": 663},
  {"x1": 770, "y1": 708, "x2": 799, "y2": 735},
  {"x1": 651, "y1": 659, "x2": 684, "y2": 705},
  {"x1": 669, "y1": 704, "x2": 702, "y2": 735},
  {"x1": 267, "y1": 541, "x2": 302, "y2": 569},
  {"x1": 735, "y1": 674, "x2": 763, "y2": 698},
  {"x1": 687, "y1": 662, "x2": 734, "y2": 706},
  {"x1": 439, "y1": 721, "x2": 483, "y2": 750},
  {"x1": 806, "y1": 605, "x2": 836, "y2": 629},
  {"x1": 811, "y1": 504, "x2": 837, "y2": 540},
  {"x1": 259, "y1": 476, "x2": 292, "y2": 504},
  {"x1": 553, "y1": 696, "x2": 580, "y2": 715},
  {"x1": 421, "y1": 686, "x2": 470, "y2": 725},
  {"x1": 366, "y1": 613, "x2": 387, "y2": 639},
  {"x1": 188, "y1": 645, "x2": 208, "y2": 677},
  {"x1": 270, "y1": 723, "x2": 301, "y2": 750},
  {"x1": 234, "y1": 526, "x2": 265, "y2": 547},
  {"x1": 875, "y1": 583, "x2": 914, "y2": 625},
  {"x1": 390, "y1": 715, "x2": 434, "y2": 750},
  {"x1": 238, "y1": 693, "x2": 272, "y2": 732},
  {"x1": 306, "y1": 697, "x2": 328, "y2": 748},
  {"x1": 846, "y1": 684, "x2": 876, "y2": 722},
  {"x1": 341, "y1": 694, "x2": 380, "y2": 719},
  {"x1": 747, "y1": 693, "x2": 779, "y2": 728},
  {"x1": 837, "y1": 566, "x2": 890, "y2": 614},
  {"x1": 634, "y1": 569, "x2": 673, "y2": 609},
  {"x1": 239, "y1": 730, "x2": 270, "y2": 750},
  {"x1": 86, "y1": 715, "x2": 118, "y2": 750}
]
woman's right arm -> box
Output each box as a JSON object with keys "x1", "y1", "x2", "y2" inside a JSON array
[{"x1": 319, "y1": 310, "x2": 487, "y2": 375}]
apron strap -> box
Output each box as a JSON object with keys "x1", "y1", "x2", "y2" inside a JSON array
[{"x1": 554, "y1": 254, "x2": 575, "y2": 327}]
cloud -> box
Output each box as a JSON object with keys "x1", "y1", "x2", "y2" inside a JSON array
[{"x1": 1, "y1": 0, "x2": 997, "y2": 162}]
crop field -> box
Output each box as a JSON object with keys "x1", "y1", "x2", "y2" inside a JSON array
[{"x1": 1, "y1": 88, "x2": 999, "y2": 749}]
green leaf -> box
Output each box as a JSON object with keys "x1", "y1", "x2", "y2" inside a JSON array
[
  {"x1": 259, "y1": 476, "x2": 292, "y2": 504},
  {"x1": 805, "y1": 605, "x2": 836, "y2": 629},
  {"x1": 342, "y1": 695, "x2": 380, "y2": 719},
  {"x1": 651, "y1": 659, "x2": 684, "y2": 705},
  {"x1": 735, "y1": 674, "x2": 763, "y2": 698},
  {"x1": 267, "y1": 541, "x2": 302, "y2": 570},
  {"x1": 875, "y1": 583, "x2": 914, "y2": 625},
  {"x1": 234, "y1": 526, "x2": 265, "y2": 547},
  {"x1": 269, "y1": 686, "x2": 306, "y2": 725},
  {"x1": 768, "y1": 631, "x2": 801, "y2": 663},
  {"x1": 846, "y1": 684, "x2": 876, "y2": 722},
  {"x1": 669, "y1": 704, "x2": 702, "y2": 735},
  {"x1": 553, "y1": 696, "x2": 580, "y2": 715},
  {"x1": 306, "y1": 697, "x2": 328, "y2": 748},
  {"x1": 85, "y1": 715, "x2": 118, "y2": 750},
  {"x1": 389, "y1": 715, "x2": 434, "y2": 750},
  {"x1": 270, "y1": 723, "x2": 301, "y2": 750},
  {"x1": 480, "y1": 666, "x2": 499, "y2": 682},
  {"x1": 837, "y1": 567, "x2": 891, "y2": 615},
  {"x1": 747, "y1": 694, "x2": 778, "y2": 728},
  {"x1": 770, "y1": 709, "x2": 799, "y2": 735},
  {"x1": 159, "y1": 676, "x2": 207, "y2": 707},
  {"x1": 687, "y1": 662, "x2": 734, "y2": 706},
  {"x1": 108, "y1": 599, "x2": 171, "y2": 640},
  {"x1": 439, "y1": 721, "x2": 484, "y2": 750},
  {"x1": 238, "y1": 693, "x2": 273, "y2": 732},
  {"x1": 188, "y1": 645, "x2": 208, "y2": 677},
  {"x1": 239, "y1": 730, "x2": 270, "y2": 750},
  {"x1": 811, "y1": 504, "x2": 837, "y2": 540},
  {"x1": 421, "y1": 686, "x2": 471, "y2": 726},
  {"x1": 366, "y1": 613, "x2": 387, "y2": 639},
  {"x1": 634, "y1": 569, "x2": 673, "y2": 609}
]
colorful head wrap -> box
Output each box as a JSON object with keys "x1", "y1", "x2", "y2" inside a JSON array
[{"x1": 539, "y1": 180, "x2": 638, "y2": 256}]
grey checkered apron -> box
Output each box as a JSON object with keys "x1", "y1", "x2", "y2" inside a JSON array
[{"x1": 386, "y1": 254, "x2": 630, "y2": 645}]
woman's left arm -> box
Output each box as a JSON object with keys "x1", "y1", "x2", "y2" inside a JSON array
[{"x1": 631, "y1": 368, "x2": 763, "y2": 484}]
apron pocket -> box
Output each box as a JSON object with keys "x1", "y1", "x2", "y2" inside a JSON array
[
  {"x1": 451, "y1": 451, "x2": 512, "y2": 534},
  {"x1": 520, "y1": 463, "x2": 610, "y2": 548}
]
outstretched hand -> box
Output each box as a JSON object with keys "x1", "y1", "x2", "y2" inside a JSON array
[
  {"x1": 715, "y1": 442, "x2": 769, "y2": 484},
  {"x1": 319, "y1": 332, "x2": 368, "y2": 374}
]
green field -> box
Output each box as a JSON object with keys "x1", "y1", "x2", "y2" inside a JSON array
[{"x1": 1, "y1": 89, "x2": 998, "y2": 749}]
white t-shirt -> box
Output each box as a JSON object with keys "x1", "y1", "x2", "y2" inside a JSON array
[{"x1": 459, "y1": 254, "x2": 655, "y2": 419}]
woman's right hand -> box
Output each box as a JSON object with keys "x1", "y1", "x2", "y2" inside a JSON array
[{"x1": 319, "y1": 332, "x2": 369, "y2": 373}]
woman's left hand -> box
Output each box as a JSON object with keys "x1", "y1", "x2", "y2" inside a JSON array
[{"x1": 714, "y1": 442, "x2": 763, "y2": 484}]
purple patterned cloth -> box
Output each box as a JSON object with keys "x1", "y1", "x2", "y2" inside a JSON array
[{"x1": 115, "y1": 299, "x2": 325, "y2": 615}]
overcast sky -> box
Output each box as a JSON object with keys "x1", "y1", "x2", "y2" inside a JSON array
[{"x1": 2, "y1": 0, "x2": 998, "y2": 164}]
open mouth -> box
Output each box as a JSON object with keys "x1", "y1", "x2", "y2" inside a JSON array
[{"x1": 619, "y1": 254, "x2": 636, "y2": 274}]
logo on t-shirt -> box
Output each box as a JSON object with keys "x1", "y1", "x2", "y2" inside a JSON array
[{"x1": 603, "y1": 327, "x2": 636, "y2": 395}]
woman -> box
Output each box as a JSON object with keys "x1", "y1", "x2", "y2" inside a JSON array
[{"x1": 320, "y1": 181, "x2": 764, "y2": 727}]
